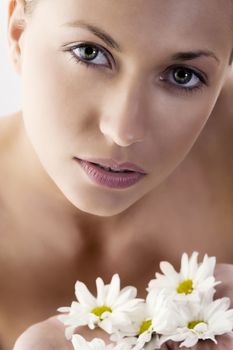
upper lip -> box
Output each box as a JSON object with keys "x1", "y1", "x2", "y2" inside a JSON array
[{"x1": 76, "y1": 157, "x2": 148, "y2": 174}]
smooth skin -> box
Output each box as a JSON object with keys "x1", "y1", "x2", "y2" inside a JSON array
[{"x1": 0, "y1": 0, "x2": 233, "y2": 348}]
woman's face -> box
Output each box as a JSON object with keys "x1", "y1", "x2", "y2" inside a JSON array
[{"x1": 12, "y1": 0, "x2": 232, "y2": 216}]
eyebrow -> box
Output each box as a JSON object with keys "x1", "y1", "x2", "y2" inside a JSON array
[
  {"x1": 61, "y1": 20, "x2": 121, "y2": 51},
  {"x1": 61, "y1": 20, "x2": 220, "y2": 64},
  {"x1": 171, "y1": 50, "x2": 220, "y2": 64}
]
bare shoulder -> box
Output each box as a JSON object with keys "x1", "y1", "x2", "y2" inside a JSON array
[
  {"x1": 0, "y1": 111, "x2": 20, "y2": 202},
  {"x1": 0, "y1": 115, "x2": 15, "y2": 350},
  {"x1": 0, "y1": 112, "x2": 21, "y2": 260},
  {"x1": 0, "y1": 111, "x2": 21, "y2": 151}
]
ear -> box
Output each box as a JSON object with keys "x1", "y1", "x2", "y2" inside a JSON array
[{"x1": 7, "y1": 0, "x2": 27, "y2": 75}]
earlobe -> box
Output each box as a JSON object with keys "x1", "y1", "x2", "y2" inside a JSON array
[{"x1": 7, "y1": 0, "x2": 27, "y2": 75}]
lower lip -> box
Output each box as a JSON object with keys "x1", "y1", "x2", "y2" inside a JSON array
[{"x1": 75, "y1": 159, "x2": 146, "y2": 189}]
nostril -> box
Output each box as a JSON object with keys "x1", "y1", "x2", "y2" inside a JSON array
[
  {"x1": 101, "y1": 127, "x2": 142, "y2": 145},
  {"x1": 99, "y1": 119, "x2": 144, "y2": 146}
]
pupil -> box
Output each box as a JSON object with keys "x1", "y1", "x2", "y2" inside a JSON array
[
  {"x1": 174, "y1": 68, "x2": 191, "y2": 84},
  {"x1": 84, "y1": 46, "x2": 97, "y2": 60}
]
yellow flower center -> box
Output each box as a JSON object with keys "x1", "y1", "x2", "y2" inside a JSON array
[
  {"x1": 188, "y1": 320, "x2": 207, "y2": 329},
  {"x1": 138, "y1": 319, "x2": 153, "y2": 335},
  {"x1": 91, "y1": 305, "x2": 112, "y2": 318},
  {"x1": 176, "y1": 279, "x2": 193, "y2": 294}
]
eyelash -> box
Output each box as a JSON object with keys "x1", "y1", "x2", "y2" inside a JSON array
[{"x1": 67, "y1": 43, "x2": 207, "y2": 95}]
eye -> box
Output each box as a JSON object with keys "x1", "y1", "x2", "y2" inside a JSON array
[
  {"x1": 68, "y1": 43, "x2": 111, "y2": 69},
  {"x1": 160, "y1": 66, "x2": 207, "y2": 92}
]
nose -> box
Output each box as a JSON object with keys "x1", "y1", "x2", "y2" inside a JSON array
[{"x1": 99, "y1": 76, "x2": 148, "y2": 147}]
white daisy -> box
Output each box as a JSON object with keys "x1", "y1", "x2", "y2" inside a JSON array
[
  {"x1": 111, "y1": 290, "x2": 175, "y2": 350},
  {"x1": 148, "y1": 252, "x2": 219, "y2": 302},
  {"x1": 71, "y1": 334, "x2": 132, "y2": 350},
  {"x1": 57, "y1": 274, "x2": 143, "y2": 339},
  {"x1": 134, "y1": 290, "x2": 175, "y2": 350},
  {"x1": 159, "y1": 295, "x2": 233, "y2": 348}
]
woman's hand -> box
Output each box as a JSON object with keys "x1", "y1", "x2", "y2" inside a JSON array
[
  {"x1": 13, "y1": 264, "x2": 233, "y2": 350},
  {"x1": 12, "y1": 316, "x2": 74, "y2": 350},
  {"x1": 12, "y1": 316, "x2": 113, "y2": 350},
  {"x1": 12, "y1": 315, "x2": 171, "y2": 350},
  {"x1": 165, "y1": 333, "x2": 233, "y2": 350},
  {"x1": 214, "y1": 263, "x2": 233, "y2": 308}
]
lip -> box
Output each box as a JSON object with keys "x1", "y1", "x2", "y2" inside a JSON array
[
  {"x1": 75, "y1": 157, "x2": 147, "y2": 174},
  {"x1": 74, "y1": 158, "x2": 146, "y2": 189}
]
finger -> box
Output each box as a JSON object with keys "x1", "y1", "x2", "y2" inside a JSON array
[
  {"x1": 12, "y1": 315, "x2": 73, "y2": 350},
  {"x1": 214, "y1": 264, "x2": 233, "y2": 306},
  {"x1": 165, "y1": 333, "x2": 233, "y2": 349}
]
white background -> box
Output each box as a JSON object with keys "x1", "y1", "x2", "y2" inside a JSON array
[{"x1": 0, "y1": 0, "x2": 21, "y2": 117}]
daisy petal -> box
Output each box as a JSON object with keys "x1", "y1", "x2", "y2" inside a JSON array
[
  {"x1": 106, "y1": 274, "x2": 121, "y2": 306},
  {"x1": 75, "y1": 281, "x2": 96, "y2": 308},
  {"x1": 160, "y1": 261, "x2": 178, "y2": 278},
  {"x1": 96, "y1": 277, "x2": 106, "y2": 306}
]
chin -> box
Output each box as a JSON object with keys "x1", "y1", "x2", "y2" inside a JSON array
[
  {"x1": 80, "y1": 207, "x2": 124, "y2": 217},
  {"x1": 75, "y1": 199, "x2": 132, "y2": 217},
  {"x1": 63, "y1": 189, "x2": 138, "y2": 217}
]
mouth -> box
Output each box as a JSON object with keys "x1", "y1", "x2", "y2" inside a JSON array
[
  {"x1": 74, "y1": 157, "x2": 147, "y2": 189},
  {"x1": 88, "y1": 162, "x2": 135, "y2": 173},
  {"x1": 75, "y1": 157, "x2": 147, "y2": 175},
  {"x1": 90, "y1": 162, "x2": 139, "y2": 174}
]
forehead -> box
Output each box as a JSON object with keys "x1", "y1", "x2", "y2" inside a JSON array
[{"x1": 33, "y1": 0, "x2": 233, "y2": 57}]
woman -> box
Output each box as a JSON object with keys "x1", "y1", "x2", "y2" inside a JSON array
[{"x1": 1, "y1": 0, "x2": 233, "y2": 349}]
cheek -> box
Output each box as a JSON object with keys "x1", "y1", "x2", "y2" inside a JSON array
[
  {"x1": 147, "y1": 93, "x2": 217, "y2": 177},
  {"x1": 162, "y1": 104, "x2": 209, "y2": 151},
  {"x1": 20, "y1": 41, "x2": 105, "y2": 156}
]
